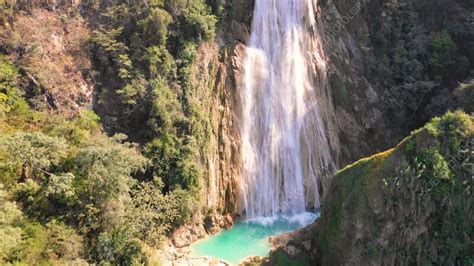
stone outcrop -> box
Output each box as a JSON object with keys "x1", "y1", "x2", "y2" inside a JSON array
[
  {"x1": 155, "y1": 240, "x2": 230, "y2": 266},
  {"x1": 171, "y1": 213, "x2": 208, "y2": 248},
  {"x1": 268, "y1": 112, "x2": 473, "y2": 265},
  {"x1": 170, "y1": 211, "x2": 234, "y2": 249}
]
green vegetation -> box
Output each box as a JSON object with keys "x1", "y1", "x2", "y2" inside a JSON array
[
  {"x1": 0, "y1": 55, "x2": 182, "y2": 264},
  {"x1": 454, "y1": 81, "x2": 474, "y2": 113},
  {"x1": 429, "y1": 30, "x2": 457, "y2": 77},
  {"x1": 0, "y1": 0, "x2": 220, "y2": 263},
  {"x1": 365, "y1": 0, "x2": 472, "y2": 135},
  {"x1": 0, "y1": 183, "x2": 87, "y2": 264},
  {"x1": 90, "y1": 0, "x2": 216, "y2": 196},
  {"x1": 271, "y1": 249, "x2": 310, "y2": 266},
  {"x1": 319, "y1": 111, "x2": 473, "y2": 265},
  {"x1": 329, "y1": 73, "x2": 350, "y2": 109}
]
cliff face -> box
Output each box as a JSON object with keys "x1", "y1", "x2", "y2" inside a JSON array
[
  {"x1": 319, "y1": 0, "x2": 473, "y2": 164},
  {"x1": 188, "y1": 42, "x2": 244, "y2": 213},
  {"x1": 268, "y1": 111, "x2": 473, "y2": 265},
  {"x1": 183, "y1": 0, "x2": 255, "y2": 213},
  {"x1": 192, "y1": 0, "x2": 474, "y2": 213},
  {"x1": 0, "y1": 5, "x2": 93, "y2": 113}
]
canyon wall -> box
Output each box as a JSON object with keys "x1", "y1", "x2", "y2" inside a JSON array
[
  {"x1": 267, "y1": 111, "x2": 473, "y2": 265},
  {"x1": 188, "y1": 42, "x2": 244, "y2": 214},
  {"x1": 4, "y1": 0, "x2": 471, "y2": 219},
  {"x1": 213, "y1": 0, "x2": 472, "y2": 208},
  {"x1": 186, "y1": 0, "x2": 253, "y2": 214}
]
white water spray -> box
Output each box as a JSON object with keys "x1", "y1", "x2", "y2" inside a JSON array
[{"x1": 240, "y1": 0, "x2": 336, "y2": 218}]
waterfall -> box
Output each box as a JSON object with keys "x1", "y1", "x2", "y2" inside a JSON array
[{"x1": 240, "y1": 0, "x2": 336, "y2": 218}]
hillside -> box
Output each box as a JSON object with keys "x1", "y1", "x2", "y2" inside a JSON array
[{"x1": 268, "y1": 111, "x2": 473, "y2": 265}]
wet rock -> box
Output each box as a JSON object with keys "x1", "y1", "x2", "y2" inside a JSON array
[
  {"x1": 240, "y1": 256, "x2": 269, "y2": 265},
  {"x1": 302, "y1": 240, "x2": 311, "y2": 251},
  {"x1": 284, "y1": 245, "x2": 298, "y2": 257},
  {"x1": 171, "y1": 214, "x2": 207, "y2": 248},
  {"x1": 171, "y1": 257, "x2": 230, "y2": 266}
]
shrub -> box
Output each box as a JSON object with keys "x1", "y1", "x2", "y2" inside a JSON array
[
  {"x1": 429, "y1": 30, "x2": 457, "y2": 77},
  {"x1": 0, "y1": 55, "x2": 30, "y2": 118},
  {"x1": 95, "y1": 228, "x2": 147, "y2": 265},
  {"x1": 181, "y1": 0, "x2": 217, "y2": 41},
  {"x1": 454, "y1": 81, "x2": 474, "y2": 113},
  {"x1": 0, "y1": 184, "x2": 24, "y2": 261},
  {"x1": 126, "y1": 181, "x2": 187, "y2": 247},
  {"x1": 44, "y1": 220, "x2": 84, "y2": 260},
  {"x1": 43, "y1": 173, "x2": 77, "y2": 207}
]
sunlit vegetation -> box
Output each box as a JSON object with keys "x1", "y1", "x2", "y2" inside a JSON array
[
  {"x1": 320, "y1": 112, "x2": 473, "y2": 265},
  {"x1": 0, "y1": 0, "x2": 219, "y2": 263}
]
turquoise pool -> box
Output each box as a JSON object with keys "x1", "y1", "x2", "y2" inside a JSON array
[{"x1": 190, "y1": 212, "x2": 319, "y2": 265}]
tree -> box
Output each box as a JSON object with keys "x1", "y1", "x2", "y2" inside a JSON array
[
  {"x1": 429, "y1": 30, "x2": 457, "y2": 77},
  {"x1": 454, "y1": 81, "x2": 474, "y2": 113},
  {"x1": 0, "y1": 184, "x2": 24, "y2": 261},
  {"x1": 0, "y1": 132, "x2": 68, "y2": 182},
  {"x1": 74, "y1": 134, "x2": 148, "y2": 231},
  {"x1": 126, "y1": 181, "x2": 186, "y2": 246}
]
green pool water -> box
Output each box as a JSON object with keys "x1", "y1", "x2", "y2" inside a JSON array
[{"x1": 190, "y1": 212, "x2": 319, "y2": 265}]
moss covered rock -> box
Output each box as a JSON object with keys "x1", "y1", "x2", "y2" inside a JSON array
[
  {"x1": 269, "y1": 111, "x2": 473, "y2": 265},
  {"x1": 319, "y1": 111, "x2": 473, "y2": 265}
]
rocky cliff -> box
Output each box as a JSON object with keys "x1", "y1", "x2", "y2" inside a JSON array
[
  {"x1": 319, "y1": 0, "x2": 473, "y2": 165},
  {"x1": 210, "y1": 0, "x2": 473, "y2": 207},
  {"x1": 268, "y1": 111, "x2": 473, "y2": 265},
  {"x1": 0, "y1": 5, "x2": 94, "y2": 113},
  {"x1": 188, "y1": 42, "x2": 243, "y2": 214},
  {"x1": 178, "y1": 0, "x2": 255, "y2": 214},
  {"x1": 185, "y1": 0, "x2": 474, "y2": 215}
]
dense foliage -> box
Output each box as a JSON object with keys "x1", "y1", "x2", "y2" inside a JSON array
[
  {"x1": 89, "y1": 0, "x2": 216, "y2": 194},
  {"x1": 357, "y1": 0, "x2": 474, "y2": 134},
  {"x1": 0, "y1": 0, "x2": 219, "y2": 263}
]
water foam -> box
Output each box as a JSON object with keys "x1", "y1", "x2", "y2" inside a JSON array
[{"x1": 245, "y1": 212, "x2": 318, "y2": 227}]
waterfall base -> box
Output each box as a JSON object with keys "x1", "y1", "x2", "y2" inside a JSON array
[{"x1": 190, "y1": 212, "x2": 319, "y2": 265}]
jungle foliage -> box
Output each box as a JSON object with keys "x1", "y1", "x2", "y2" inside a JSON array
[{"x1": 0, "y1": 0, "x2": 219, "y2": 263}]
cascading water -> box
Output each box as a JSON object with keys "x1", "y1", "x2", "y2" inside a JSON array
[
  {"x1": 240, "y1": 0, "x2": 336, "y2": 218},
  {"x1": 190, "y1": 1, "x2": 337, "y2": 263}
]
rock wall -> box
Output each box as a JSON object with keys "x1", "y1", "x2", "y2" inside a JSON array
[
  {"x1": 318, "y1": 0, "x2": 473, "y2": 166},
  {"x1": 189, "y1": 42, "x2": 244, "y2": 214},
  {"x1": 267, "y1": 112, "x2": 473, "y2": 265},
  {"x1": 188, "y1": 0, "x2": 256, "y2": 214}
]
